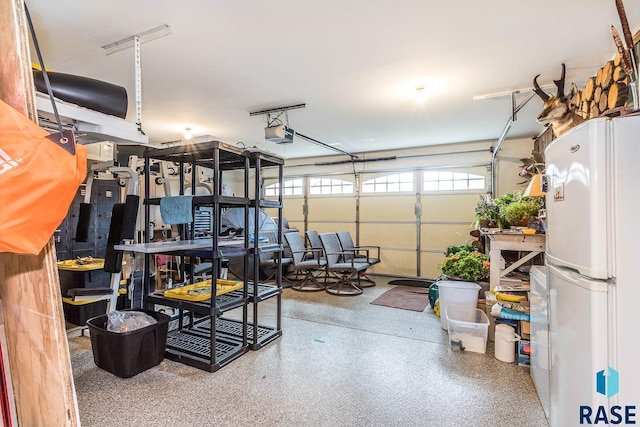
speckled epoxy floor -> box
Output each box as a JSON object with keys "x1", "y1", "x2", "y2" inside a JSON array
[{"x1": 69, "y1": 277, "x2": 548, "y2": 426}]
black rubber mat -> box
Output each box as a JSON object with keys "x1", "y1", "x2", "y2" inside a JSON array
[{"x1": 388, "y1": 279, "x2": 433, "y2": 288}]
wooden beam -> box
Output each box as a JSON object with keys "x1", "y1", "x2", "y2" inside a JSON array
[{"x1": 0, "y1": 1, "x2": 80, "y2": 425}]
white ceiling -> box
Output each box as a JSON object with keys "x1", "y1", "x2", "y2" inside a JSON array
[{"x1": 26, "y1": 0, "x2": 640, "y2": 159}]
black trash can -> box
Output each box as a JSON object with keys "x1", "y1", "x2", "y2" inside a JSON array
[{"x1": 86, "y1": 309, "x2": 170, "y2": 378}]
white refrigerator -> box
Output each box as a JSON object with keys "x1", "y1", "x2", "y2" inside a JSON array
[{"x1": 545, "y1": 116, "x2": 640, "y2": 426}]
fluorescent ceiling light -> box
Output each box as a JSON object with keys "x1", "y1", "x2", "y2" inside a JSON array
[{"x1": 102, "y1": 24, "x2": 172, "y2": 55}]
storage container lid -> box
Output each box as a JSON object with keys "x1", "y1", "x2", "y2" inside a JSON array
[
  {"x1": 445, "y1": 305, "x2": 489, "y2": 325},
  {"x1": 495, "y1": 324, "x2": 516, "y2": 335},
  {"x1": 436, "y1": 280, "x2": 480, "y2": 290}
]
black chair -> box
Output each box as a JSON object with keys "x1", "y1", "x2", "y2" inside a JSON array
[
  {"x1": 283, "y1": 232, "x2": 326, "y2": 292},
  {"x1": 319, "y1": 232, "x2": 369, "y2": 296},
  {"x1": 336, "y1": 231, "x2": 380, "y2": 287}
]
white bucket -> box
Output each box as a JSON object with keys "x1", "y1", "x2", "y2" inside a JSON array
[
  {"x1": 437, "y1": 281, "x2": 480, "y2": 330},
  {"x1": 494, "y1": 324, "x2": 521, "y2": 363}
]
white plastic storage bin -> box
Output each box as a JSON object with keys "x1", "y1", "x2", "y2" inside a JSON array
[
  {"x1": 445, "y1": 305, "x2": 489, "y2": 353},
  {"x1": 437, "y1": 280, "x2": 480, "y2": 330}
]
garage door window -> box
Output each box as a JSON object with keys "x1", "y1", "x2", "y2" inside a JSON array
[
  {"x1": 362, "y1": 172, "x2": 413, "y2": 193},
  {"x1": 423, "y1": 171, "x2": 484, "y2": 191},
  {"x1": 265, "y1": 179, "x2": 303, "y2": 196},
  {"x1": 310, "y1": 178, "x2": 353, "y2": 195}
]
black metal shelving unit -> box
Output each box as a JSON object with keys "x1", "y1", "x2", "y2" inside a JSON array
[
  {"x1": 246, "y1": 150, "x2": 285, "y2": 350},
  {"x1": 132, "y1": 140, "x2": 285, "y2": 371},
  {"x1": 141, "y1": 140, "x2": 250, "y2": 372}
]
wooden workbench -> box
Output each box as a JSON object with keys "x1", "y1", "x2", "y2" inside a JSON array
[{"x1": 484, "y1": 232, "x2": 545, "y2": 290}]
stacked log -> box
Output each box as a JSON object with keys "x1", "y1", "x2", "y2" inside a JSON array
[{"x1": 576, "y1": 54, "x2": 630, "y2": 119}]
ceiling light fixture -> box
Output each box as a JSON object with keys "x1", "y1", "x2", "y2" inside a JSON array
[
  {"x1": 415, "y1": 86, "x2": 426, "y2": 104},
  {"x1": 183, "y1": 127, "x2": 192, "y2": 141}
]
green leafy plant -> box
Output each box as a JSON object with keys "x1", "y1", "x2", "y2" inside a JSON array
[
  {"x1": 494, "y1": 192, "x2": 516, "y2": 211},
  {"x1": 503, "y1": 199, "x2": 540, "y2": 225},
  {"x1": 440, "y1": 245, "x2": 490, "y2": 281},
  {"x1": 493, "y1": 189, "x2": 545, "y2": 227},
  {"x1": 445, "y1": 244, "x2": 477, "y2": 257},
  {"x1": 472, "y1": 195, "x2": 501, "y2": 228}
]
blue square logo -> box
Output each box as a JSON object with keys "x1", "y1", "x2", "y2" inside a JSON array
[{"x1": 596, "y1": 366, "x2": 619, "y2": 398}]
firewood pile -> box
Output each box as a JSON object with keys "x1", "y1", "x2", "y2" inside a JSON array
[
  {"x1": 574, "y1": 53, "x2": 630, "y2": 120},
  {"x1": 574, "y1": 0, "x2": 637, "y2": 120}
]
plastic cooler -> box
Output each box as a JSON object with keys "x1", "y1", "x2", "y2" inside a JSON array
[
  {"x1": 437, "y1": 280, "x2": 480, "y2": 330},
  {"x1": 86, "y1": 309, "x2": 170, "y2": 378},
  {"x1": 445, "y1": 305, "x2": 490, "y2": 353}
]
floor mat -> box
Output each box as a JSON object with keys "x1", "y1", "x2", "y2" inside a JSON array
[
  {"x1": 370, "y1": 286, "x2": 430, "y2": 312},
  {"x1": 388, "y1": 279, "x2": 433, "y2": 288}
]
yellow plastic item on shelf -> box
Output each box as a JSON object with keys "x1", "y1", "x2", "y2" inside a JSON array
[
  {"x1": 61, "y1": 297, "x2": 100, "y2": 306},
  {"x1": 57, "y1": 258, "x2": 105, "y2": 271},
  {"x1": 163, "y1": 279, "x2": 243, "y2": 301},
  {"x1": 495, "y1": 293, "x2": 527, "y2": 303},
  {"x1": 521, "y1": 229, "x2": 537, "y2": 235}
]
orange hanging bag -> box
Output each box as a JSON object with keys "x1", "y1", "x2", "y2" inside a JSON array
[
  {"x1": 0, "y1": 100, "x2": 87, "y2": 255},
  {"x1": 0, "y1": 2, "x2": 88, "y2": 255}
]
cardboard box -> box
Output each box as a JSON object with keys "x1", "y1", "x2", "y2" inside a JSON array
[{"x1": 520, "y1": 320, "x2": 531, "y2": 340}]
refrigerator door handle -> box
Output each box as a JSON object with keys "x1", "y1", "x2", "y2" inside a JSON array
[
  {"x1": 541, "y1": 174, "x2": 548, "y2": 193},
  {"x1": 555, "y1": 266, "x2": 582, "y2": 282}
]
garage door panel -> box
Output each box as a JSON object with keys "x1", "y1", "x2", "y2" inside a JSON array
[
  {"x1": 286, "y1": 219, "x2": 304, "y2": 231},
  {"x1": 308, "y1": 197, "x2": 355, "y2": 220},
  {"x1": 422, "y1": 194, "x2": 479, "y2": 221},
  {"x1": 360, "y1": 193, "x2": 415, "y2": 276},
  {"x1": 360, "y1": 195, "x2": 415, "y2": 221},
  {"x1": 421, "y1": 252, "x2": 447, "y2": 279},
  {"x1": 420, "y1": 223, "x2": 473, "y2": 251},
  {"x1": 376, "y1": 249, "x2": 415, "y2": 277},
  {"x1": 360, "y1": 223, "x2": 414, "y2": 248},
  {"x1": 282, "y1": 198, "x2": 304, "y2": 221}
]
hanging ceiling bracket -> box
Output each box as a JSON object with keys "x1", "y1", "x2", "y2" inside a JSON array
[
  {"x1": 101, "y1": 24, "x2": 172, "y2": 55},
  {"x1": 248, "y1": 103, "x2": 355, "y2": 157},
  {"x1": 100, "y1": 24, "x2": 171, "y2": 138},
  {"x1": 248, "y1": 103, "x2": 306, "y2": 117},
  {"x1": 488, "y1": 90, "x2": 537, "y2": 196}
]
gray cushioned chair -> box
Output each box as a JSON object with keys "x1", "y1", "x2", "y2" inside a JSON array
[
  {"x1": 336, "y1": 230, "x2": 380, "y2": 287},
  {"x1": 283, "y1": 232, "x2": 326, "y2": 292},
  {"x1": 319, "y1": 232, "x2": 369, "y2": 296}
]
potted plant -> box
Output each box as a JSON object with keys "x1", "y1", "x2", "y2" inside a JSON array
[
  {"x1": 503, "y1": 199, "x2": 541, "y2": 227},
  {"x1": 440, "y1": 244, "x2": 490, "y2": 282},
  {"x1": 472, "y1": 195, "x2": 502, "y2": 229},
  {"x1": 495, "y1": 190, "x2": 544, "y2": 228}
]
